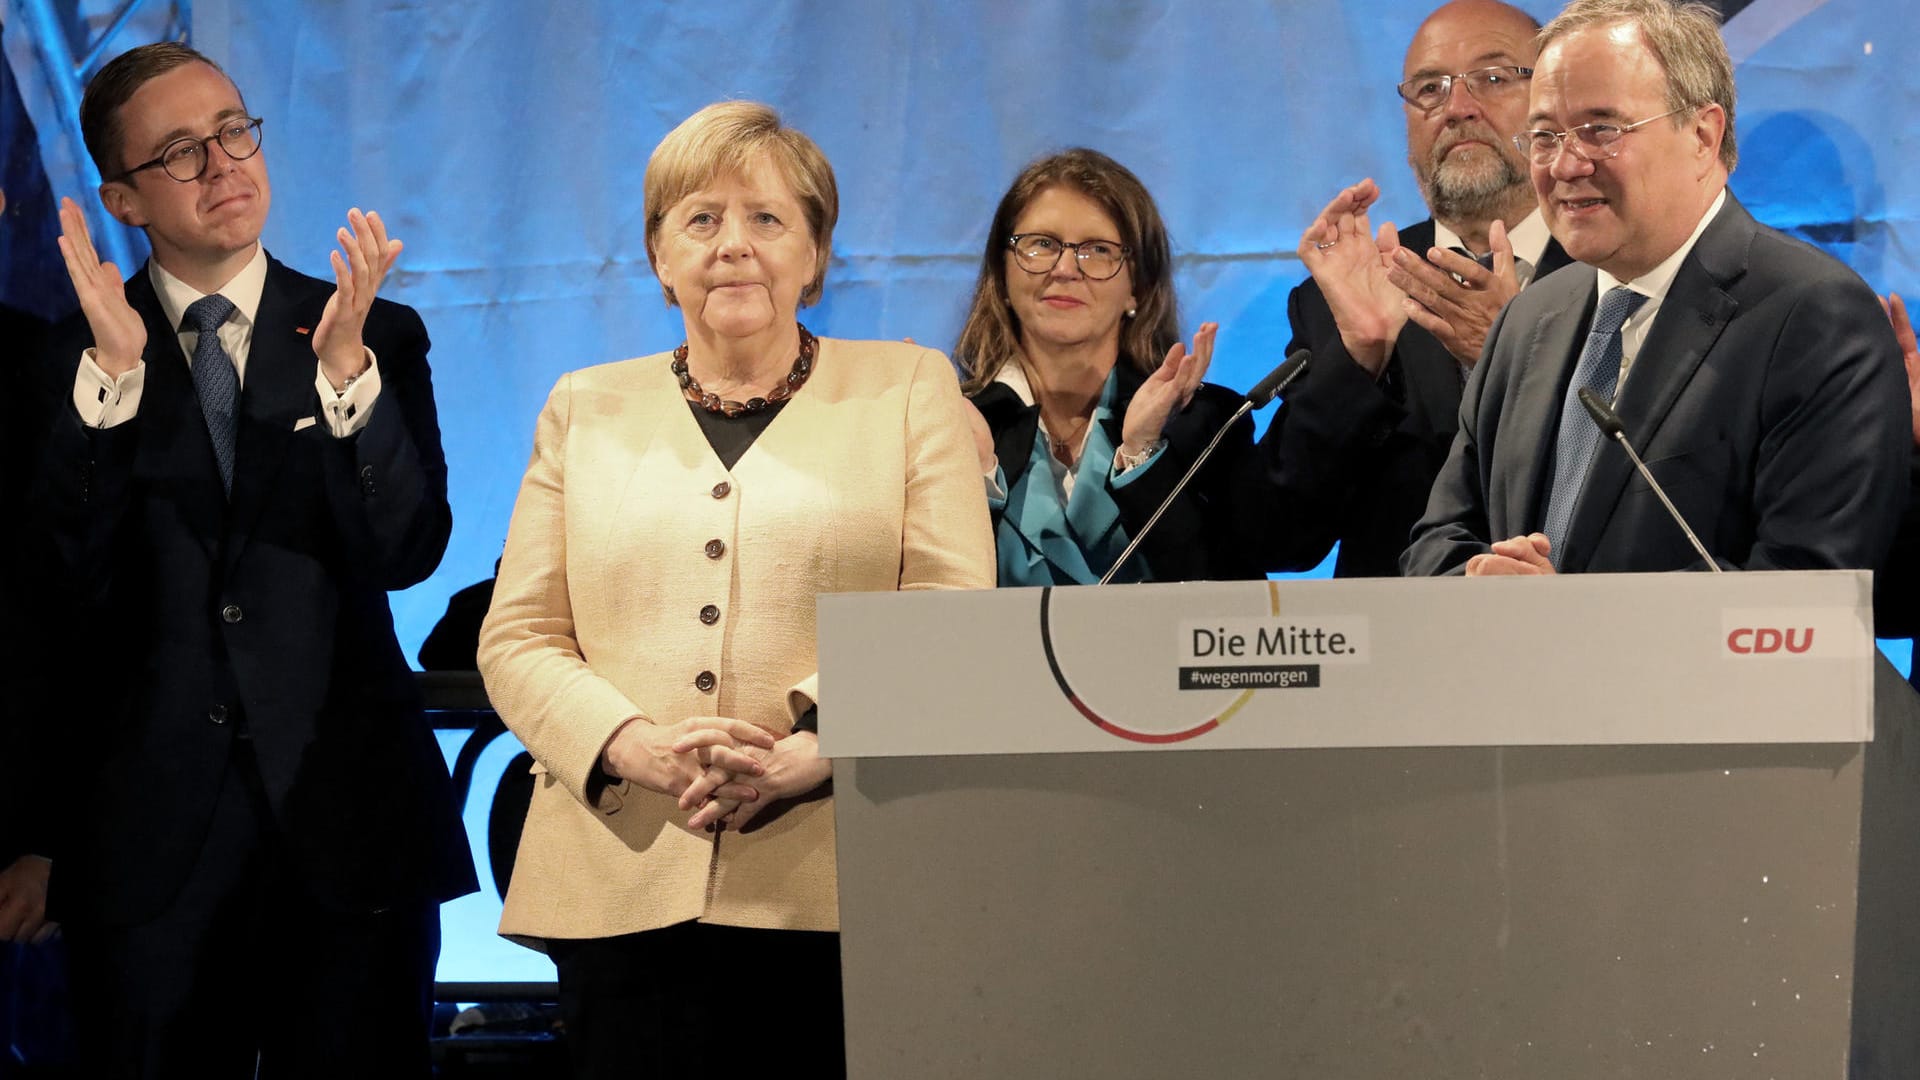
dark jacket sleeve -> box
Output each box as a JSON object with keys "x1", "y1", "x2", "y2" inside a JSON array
[
  {"x1": 1875, "y1": 451, "x2": 1920, "y2": 639},
  {"x1": 1107, "y1": 382, "x2": 1261, "y2": 582},
  {"x1": 319, "y1": 299, "x2": 452, "y2": 591}
]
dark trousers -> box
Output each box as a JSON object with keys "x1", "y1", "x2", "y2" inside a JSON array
[
  {"x1": 548, "y1": 920, "x2": 845, "y2": 1079},
  {"x1": 63, "y1": 740, "x2": 441, "y2": 1080}
]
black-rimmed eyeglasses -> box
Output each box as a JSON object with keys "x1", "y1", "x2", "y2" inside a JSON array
[
  {"x1": 1007, "y1": 233, "x2": 1131, "y2": 280},
  {"x1": 115, "y1": 117, "x2": 265, "y2": 183},
  {"x1": 1510, "y1": 106, "x2": 1691, "y2": 165},
  {"x1": 1396, "y1": 66, "x2": 1532, "y2": 111}
]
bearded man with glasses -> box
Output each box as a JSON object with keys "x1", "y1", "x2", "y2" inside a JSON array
[
  {"x1": 30, "y1": 41, "x2": 475, "y2": 1076},
  {"x1": 1243, "y1": 0, "x2": 1574, "y2": 580},
  {"x1": 1403, "y1": 0, "x2": 1908, "y2": 578}
]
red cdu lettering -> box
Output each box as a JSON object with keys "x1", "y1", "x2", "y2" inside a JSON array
[
  {"x1": 1785, "y1": 628, "x2": 1815, "y2": 654},
  {"x1": 1727, "y1": 628, "x2": 1754, "y2": 654},
  {"x1": 1753, "y1": 628, "x2": 1783, "y2": 653}
]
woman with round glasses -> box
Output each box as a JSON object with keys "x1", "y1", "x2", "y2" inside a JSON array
[
  {"x1": 478, "y1": 101, "x2": 993, "y2": 1077},
  {"x1": 954, "y1": 148, "x2": 1260, "y2": 585}
]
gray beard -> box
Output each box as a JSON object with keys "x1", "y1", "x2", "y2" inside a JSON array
[{"x1": 1422, "y1": 154, "x2": 1530, "y2": 225}]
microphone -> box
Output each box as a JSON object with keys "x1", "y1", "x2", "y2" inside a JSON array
[
  {"x1": 1244, "y1": 349, "x2": 1313, "y2": 408},
  {"x1": 1097, "y1": 349, "x2": 1311, "y2": 585},
  {"x1": 1576, "y1": 388, "x2": 1721, "y2": 573}
]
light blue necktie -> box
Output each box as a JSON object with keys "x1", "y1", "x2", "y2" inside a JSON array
[
  {"x1": 185, "y1": 293, "x2": 239, "y2": 496},
  {"x1": 1539, "y1": 286, "x2": 1649, "y2": 566}
]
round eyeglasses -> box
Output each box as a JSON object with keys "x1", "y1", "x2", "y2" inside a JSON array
[
  {"x1": 1007, "y1": 233, "x2": 1131, "y2": 280},
  {"x1": 117, "y1": 117, "x2": 265, "y2": 183},
  {"x1": 1511, "y1": 107, "x2": 1691, "y2": 166},
  {"x1": 1396, "y1": 66, "x2": 1532, "y2": 112}
]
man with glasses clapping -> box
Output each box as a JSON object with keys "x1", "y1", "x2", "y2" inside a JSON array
[
  {"x1": 35, "y1": 41, "x2": 474, "y2": 1076},
  {"x1": 1244, "y1": 0, "x2": 1572, "y2": 579}
]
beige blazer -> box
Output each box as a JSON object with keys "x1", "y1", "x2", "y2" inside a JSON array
[{"x1": 478, "y1": 338, "x2": 994, "y2": 944}]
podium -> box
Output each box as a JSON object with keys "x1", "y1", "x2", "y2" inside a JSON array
[{"x1": 818, "y1": 572, "x2": 1920, "y2": 1079}]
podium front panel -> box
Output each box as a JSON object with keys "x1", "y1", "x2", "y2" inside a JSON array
[{"x1": 837, "y1": 743, "x2": 1866, "y2": 1079}]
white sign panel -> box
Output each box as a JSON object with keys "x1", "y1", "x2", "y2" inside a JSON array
[{"x1": 817, "y1": 572, "x2": 1875, "y2": 757}]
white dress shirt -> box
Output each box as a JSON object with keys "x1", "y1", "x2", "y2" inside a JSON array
[
  {"x1": 1433, "y1": 208, "x2": 1554, "y2": 289},
  {"x1": 71, "y1": 244, "x2": 383, "y2": 436}
]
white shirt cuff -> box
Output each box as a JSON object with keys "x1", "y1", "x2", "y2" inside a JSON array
[
  {"x1": 314, "y1": 348, "x2": 382, "y2": 437},
  {"x1": 72, "y1": 351, "x2": 146, "y2": 429}
]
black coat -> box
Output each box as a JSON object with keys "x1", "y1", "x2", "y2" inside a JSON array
[
  {"x1": 32, "y1": 256, "x2": 476, "y2": 923},
  {"x1": 1242, "y1": 219, "x2": 1574, "y2": 578}
]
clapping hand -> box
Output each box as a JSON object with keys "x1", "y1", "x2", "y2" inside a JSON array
[
  {"x1": 56, "y1": 197, "x2": 146, "y2": 375},
  {"x1": 1120, "y1": 321, "x2": 1217, "y2": 459},
  {"x1": 1298, "y1": 179, "x2": 1405, "y2": 377},
  {"x1": 313, "y1": 208, "x2": 402, "y2": 389},
  {"x1": 1883, "y1": 292, "x2": 1919, "y2": 449},
  {"x1": 1388, "y1": 218, "x2": 1523, "y2": 367}
]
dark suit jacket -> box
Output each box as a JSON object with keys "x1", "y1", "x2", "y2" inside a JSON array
[
  {"x1": 33, "y1": 256, "x2": 476, "y2": 924},
  {"x1": 974, "y1": 364, "x2": 1262, "y2": 583},
  {"x1": 1243, "y1": 220, "x2": 1574, "y2": 578},
  {"x1": 2, "y1": 302, "x2": 52, "y2": 866},
  {"x1": 1403, "y1": 196, "x2": 1910, "y2": 578},
  {"x1": 1875, "y1": 451, "x2": 1920, "y2": 692}
]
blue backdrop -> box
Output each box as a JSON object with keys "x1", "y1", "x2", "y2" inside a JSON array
[
  {"x1": 6, "y1": 0, "x2": 1917, "y2": 983},
  {"x1": 7, "y1": 0, "x2": 1915, "y2": 659}
]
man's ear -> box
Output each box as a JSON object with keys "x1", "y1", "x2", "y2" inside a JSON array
[{"x1": 99, "y1": 182, "x2": 147, "y2": 228}]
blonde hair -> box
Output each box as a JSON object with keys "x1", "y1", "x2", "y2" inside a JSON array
[
  {"x1": 643, "y1": 101, "x2": 839, "y2": 306},
  {"x1": 952, "y1": 149, "x2": 1180, "y2": 395},
  {"x1": 1538, "y1": 0, "x2": 1737, "y2": 171}
]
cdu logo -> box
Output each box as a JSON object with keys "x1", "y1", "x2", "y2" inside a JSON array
[{"x1": 1726, "y1": 627, "x2": 1816, "y2": 655}]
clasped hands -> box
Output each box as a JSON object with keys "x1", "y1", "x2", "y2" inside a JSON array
[
  {"x1": 1465, "y1": 532, "x2": 1556, "y2": 576},
  {"x1": 55, "y1": 197, "x2": 401, "y2": 389},
  {"x1": 602, "y1": 715, "x2": 830, "y2": 833},
  {"x1": 1298, "y1": 178, "x2": 1521, "y2": 372}
]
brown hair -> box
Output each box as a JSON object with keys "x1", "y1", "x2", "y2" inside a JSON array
[
  {"x1": 81, "y1": 42, "x2": 235, "y2": 179},
  {"x1": 953, "y1": 148, "x2": 1181, "y2": 394},
  {"x1": 643, "y1": 101, "x2": 838, "y2": 307},
  {"x1": 1538, "y1": 0, "x2": 1737, "y2": 171}
]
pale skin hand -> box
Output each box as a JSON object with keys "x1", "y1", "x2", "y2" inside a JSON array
[
  {"x1": 684, "y1": 731, "x2": 832, "y2": 832},
  {"x1": 1388, "y1": 218, "x2": 1523, "y2": 367},
  {"x1": 56, "y1": 197, "x2": 147, "y2": 376},
  {"x1": 1883, "y1": 293, "x2": 1920, "y2": 449},
  {"x1": 1297, "y1": 179, "x2": 1405, "y2": 377},
  {"x1": 1465, "y1": 532, "x2": 1556, "y2": 576},
  {"x1": 1120, "y1": 321, "x2": 1218, "y2": 458},
  {"x1": 601, "y1": 716, "x2": 774, "y2": 802},
  {"x1": 313, "y1": 208, "x2": 403, "y2": 389},
  {"x1": 0, "y1": 856, "x2": 56, "y2": 945}
]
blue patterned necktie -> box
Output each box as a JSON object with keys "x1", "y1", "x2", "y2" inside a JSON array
[
  {"x1": 185, "y1": 293, "x2": 240, "y2": 495},
  {"x1": 1538, "y1": 286, "x2": 1649, "y2": 566}
]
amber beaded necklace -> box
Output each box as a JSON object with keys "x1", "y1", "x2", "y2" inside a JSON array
[{"x1": 673, "y1": 323, "x2": 818, "y2": 418}]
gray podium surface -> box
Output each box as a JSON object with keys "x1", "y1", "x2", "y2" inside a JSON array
[{"x1": 835, "y1": 660, "x2": 1920, "y2": 1079}]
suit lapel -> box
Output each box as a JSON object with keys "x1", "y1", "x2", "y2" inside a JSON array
[
  {"x1": 224, "y1": 258, "x2": 319, "y2": 575},
  {"x1": 126, "y1": 268, "x2": 226, "y2": 560},
  {"x1": 1535, "y1": 237, "x2": 1575, "y2": 279},
  {"x1": 1557, "y1": 200, "x2": 1749, "y2": 571},
  {"x1": 1496, "y1": 267, "x2": 1598, "y2": 538}
]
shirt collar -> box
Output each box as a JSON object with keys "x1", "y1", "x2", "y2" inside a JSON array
[
  {"x1": 1596, "y1": 187, "x2": 1728, "y2": 302},
  {"x1": 149, "y1": 244, "x2": 268, "y2": 333},
  {"x1": 994, "y1": 359, "x2": 1038, "y2": 407},
  {"x1": 1432, "y1": 208, "x2": 1552, "y2": 272}
]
